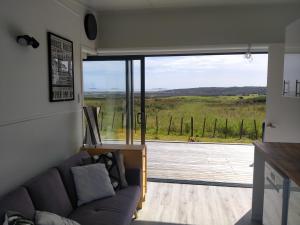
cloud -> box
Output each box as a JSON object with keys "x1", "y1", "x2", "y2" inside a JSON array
[
  {"x1": 145, "y1": 54, "x2": 268, "y2": 89},
  {"x1": 146, "y1": 54, "x2": 267, "y2": 74}
]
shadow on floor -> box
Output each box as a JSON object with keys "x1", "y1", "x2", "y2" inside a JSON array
[
  {"x1": 235, "y1": 210, "x2": 261, "y2": 225},
  {"x1": 132, "y1": 221, "x2": 188, "y2": 225}
]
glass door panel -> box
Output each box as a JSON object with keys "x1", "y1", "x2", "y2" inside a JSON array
[
  {"x1": 83, "y1": 60, "x2": 126, "y2": 144},
  {"x1": 83, "y1": 57, "x2": 145, "y2": 145}
]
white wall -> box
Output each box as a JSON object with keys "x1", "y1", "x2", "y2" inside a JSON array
[
  {"x1": 97, "y1": 4, "x2": 300, "y2": 50},
  {"x1": 265, "y1": 44, "x2": 300, "y2": 143},
  {"x1": 0, "y1": 0, "x2": 98, "y2": 196}
]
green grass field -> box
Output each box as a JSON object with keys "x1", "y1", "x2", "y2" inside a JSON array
[{"x1": 84, "y1": 95, "x2": 266, "y2": 143}]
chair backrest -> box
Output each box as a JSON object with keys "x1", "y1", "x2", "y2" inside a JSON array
[{"x1": 83, "y1": 106, "x2": 101, "y2": 145}]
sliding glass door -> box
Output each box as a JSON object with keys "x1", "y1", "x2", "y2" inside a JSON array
[{"x1": 83, "y1": 57, "x2": 145, "y2": 145}]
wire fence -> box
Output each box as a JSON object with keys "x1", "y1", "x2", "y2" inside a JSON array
[{"x1": 98, "y1": 111, "x2": 263, "y2": 140}]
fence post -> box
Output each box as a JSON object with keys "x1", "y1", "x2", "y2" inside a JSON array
[
  {"x1": 254, "y1": 120, "x2": 258, "y2": 139},
  {"x1": 112, "y1": 111, "x2": 116, "y2": 129},
  {"x1": 145, "y1": 114, "x2": 147, "y2": 134},
  {"x1": 180, "y1": 117, "x2": 183, "y2": 135},
  {"x1": 121, "y1": 113, "x2": 124, "y2": 130},
  {"x1": 167, "y1": 116, "x2": 173, "y2": 135},
  {"x1": 156, "y1": 114, "x2": 159, "y2": 134},
  {"x1": 191, "y1": 117, "x2": 194, "y2": 137},
  {"x1": 202, "y1": 117, "x2": 206, "y2": 137},
  {"x1": 239, "y1": 119, "x2": 244, "y2": 139},
  {"x1": 101, "y1": 112, "x2": 104, "y2": 131},
  {"x1": 225, "y1": 118, "x2": 228, "y2": 139},
  {"x1": 213, "y1": 118, "x2": 217, "y2": 137},
  {"x1": 134, "y1": 113, "x2": 137, "y2": 133}
]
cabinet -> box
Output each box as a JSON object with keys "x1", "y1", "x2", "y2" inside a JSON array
[
  {"x1": 287, "y1": 181, "x2": 300, "y2": 225},
  {"x1": 283, "y1": 18, "x2": 300, "y2": 97},
  {"x1": 263, "y1": 162, "x2": 290, "y2": 225}
]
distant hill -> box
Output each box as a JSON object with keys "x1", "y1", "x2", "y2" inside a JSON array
[
  {"x1": 146, "y1": 86, "x2": 267, "y2": 97},
  {"x1": 84, "y1": 86, "x2": 267, "y2": 98}
]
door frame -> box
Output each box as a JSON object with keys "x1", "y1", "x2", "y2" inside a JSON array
[{"x1": 85, "y1": 51, "x2": 268, "y2": 145}]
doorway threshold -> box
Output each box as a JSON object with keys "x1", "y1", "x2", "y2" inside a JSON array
[{"x1": 147, "y1": 177, "x2": 253, "y2": 188}]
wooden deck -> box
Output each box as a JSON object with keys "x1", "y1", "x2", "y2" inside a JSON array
[
  {"x1": 132, "y1": 182, "x2": 258, "y2": 225},
  {"x1": 146, "y1": 142, "x2": 254, "y2": 185}
]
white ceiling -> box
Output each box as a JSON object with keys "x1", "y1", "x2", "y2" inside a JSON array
[{"x1": 78, "y1": 0, "x2": 300, "y2": 11}]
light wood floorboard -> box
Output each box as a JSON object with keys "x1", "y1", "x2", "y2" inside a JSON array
[{"x1": 132, "y1": 182, "x2": 260, "y2": 225}]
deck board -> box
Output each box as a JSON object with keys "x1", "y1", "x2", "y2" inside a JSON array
[{"x1": 146, "y1": 142, "x2": 254, "y2": 184}]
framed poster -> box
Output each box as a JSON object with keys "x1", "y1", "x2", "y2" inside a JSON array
[{"x1": 48, "y1": 32, "x2": 74, "y2": 102}]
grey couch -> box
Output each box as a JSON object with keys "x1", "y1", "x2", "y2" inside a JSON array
[{"x1": 0, "y1": 151, "x2": 141, "y2": 225}]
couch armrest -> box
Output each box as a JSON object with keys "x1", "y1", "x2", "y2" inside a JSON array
[{"x1": 125, "y1": 168, "x2": 141, "y2": 186}]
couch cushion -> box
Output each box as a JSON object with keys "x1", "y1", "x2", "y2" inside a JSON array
[
  {"x1": 71, "y1": 209, "x2": 129, "y2": 225},
  {"x1": 69, "y1": 186, "x2": 141, "y2": 225},
  {"x1": 117, "y1": 186, "x2": 141, "y2": 200},
  {"x1": 71, "y1": 163, "x2": 115, "y2": 206},
  {"x1": 125, "y1": 169, "x2": 140, "y2": 186},
  {"x1": 25, "y1": 168, "x2": 73, "y2": 217},
  {"x1": 57, "y1": 151, "x2": 90, "y2": 207},
  {"x1": 0, "y1": 187, "x2": 35, "y2": 224}
]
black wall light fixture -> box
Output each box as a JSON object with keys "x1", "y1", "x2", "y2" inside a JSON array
[{"x1": 16, "y1": 35, "x2": 39, "y2": 48}]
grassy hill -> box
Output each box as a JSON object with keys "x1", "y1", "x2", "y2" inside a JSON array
[{"x1": 84, "y1": 89, "x2": 266, "y2": 143}]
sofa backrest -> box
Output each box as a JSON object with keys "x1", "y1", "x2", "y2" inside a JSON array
[
  {"x1": 0, "y1": 187, "x2": 35, "y2": 224},
  {"x1": 57, "y1": 151, "x2": 90, "y2": 207},
  {"x1": 25, "y1": 168, "x2": 73, "y2": 217}
]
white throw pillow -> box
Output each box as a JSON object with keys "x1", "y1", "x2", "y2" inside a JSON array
[
  {"x1": 71, "y1": 163, "x2": 115, "y2": 206},
  {"x1": 3, "y1": 211, "x2": 34, "y2": 225},
  {"x1": 35, "y1": 211, "x2": 79, "y2": 225}
]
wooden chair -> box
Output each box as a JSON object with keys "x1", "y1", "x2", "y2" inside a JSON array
[{"x1": 83, "y1": 106, "x2": 101, "y2": 145}]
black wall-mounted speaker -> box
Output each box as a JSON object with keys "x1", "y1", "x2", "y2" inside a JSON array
[{"x1": 84, "y1": 14, "x2": 97, "y2": 40}]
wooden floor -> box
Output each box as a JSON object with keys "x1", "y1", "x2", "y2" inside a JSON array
[
  {"x1": 147, "y1": 142, "x2": 254, "y2": 184},
  {"x1": 132, "y1": 182, "x2": 259, "y2": 225}
]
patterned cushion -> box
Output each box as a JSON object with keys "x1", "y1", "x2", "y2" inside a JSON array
[
  {"x1": 82, "y1": 150, "x2": 128, "y2": 190},
  {"x1": 3, "y1": 211, "x2": 34, "y2": 225},
  {"x1": 35, "y1": 211, "x2": 80, "y2": 225}
]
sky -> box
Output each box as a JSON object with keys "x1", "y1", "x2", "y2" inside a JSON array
[{"x1": 83, "y1": 54, "x2": 268, "y2": 92}]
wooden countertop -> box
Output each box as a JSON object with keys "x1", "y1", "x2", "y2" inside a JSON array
[{"x1": 254, "y1": 141, "x2": 300, "y2": 186}]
